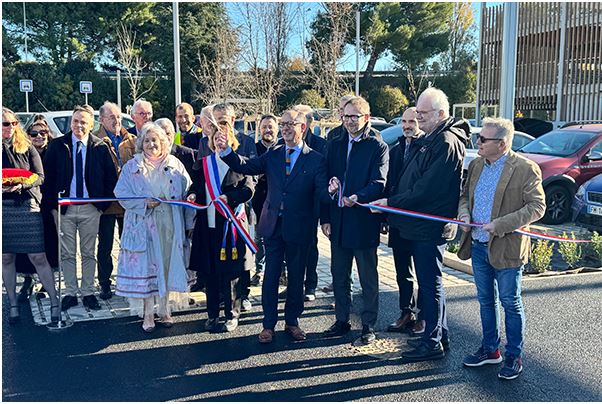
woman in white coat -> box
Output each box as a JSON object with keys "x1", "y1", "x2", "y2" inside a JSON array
[{"x1": 114, "y1": 122, "x2": 193, "y2": 332}]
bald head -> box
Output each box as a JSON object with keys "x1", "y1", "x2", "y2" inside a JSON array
[{"x1": 401, "y1": 107, "x2": 420, "y2": 138}]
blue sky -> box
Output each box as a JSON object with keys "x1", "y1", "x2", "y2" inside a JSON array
[{"x1": 226, "y1": 2, "x2": 483, "y2": 72}]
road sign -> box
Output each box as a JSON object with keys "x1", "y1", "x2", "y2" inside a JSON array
[
  {"x1": 79, "y1": 81, "x2": 93, "y2": 94},
  {"x1": 19, "y1": 79, "x2": 33, "y2": 93}
]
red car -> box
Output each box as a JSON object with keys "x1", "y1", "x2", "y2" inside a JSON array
[{"x1": 518, "y1": 124, "x2": 602, "y2": 224}]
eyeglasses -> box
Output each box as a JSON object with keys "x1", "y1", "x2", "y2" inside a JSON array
[
  {"x1": 2, "y1": 121, "x2": 18, "y2": 127},
  {"x1": 342, "y1": 114, "x2": 364, "y2": 122},
  {"x1": 416, "y1": 109, "x2": 436, "y2": 116},
  {"x1": 280, "y1": 121, "x2": 302, "y2": 128},
  {"x1": 28, "y1": 130, "x2": 49, "y2": 138},
  {"x1": 137, "y1": 112, "x2": 153, "y2": 118},
  {"x1": 476, "y1": 135, "x2": 502, "y2": 143}
]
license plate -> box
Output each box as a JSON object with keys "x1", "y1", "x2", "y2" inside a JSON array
[{"x1": 588, "y1": 205, "x2": 602, "y2": 216}]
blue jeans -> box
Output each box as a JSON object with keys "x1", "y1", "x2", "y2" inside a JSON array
[{"x1": 471, "y1": 242, "x2": 525, "y2": 358}]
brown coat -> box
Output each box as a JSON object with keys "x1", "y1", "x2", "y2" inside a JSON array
[
  {"x1": 457, "y1": 150, "x2": 546, "y2": 269},
  {"x1": 94, "y1": 126, "x2": 137, "y2": 215}
]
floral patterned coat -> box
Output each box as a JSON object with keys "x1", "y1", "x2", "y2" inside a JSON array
[{"x1": 114, "y1": 153, "x2": 193, "y2": 298}]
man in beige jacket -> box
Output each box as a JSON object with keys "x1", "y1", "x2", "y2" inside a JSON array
[
  {"x1": 457, "y1": 117, "x2": 545, "y2": 380},
  {"x1": 94, "y1": 101, "x2": 136, "y2": 300}
]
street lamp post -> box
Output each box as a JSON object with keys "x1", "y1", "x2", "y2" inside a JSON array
[
  {"x1": 355, "y1": 10, "x2": 360, "y2": 96},
  {"x1": 173, "y1": 2, "x2": 182, "y2": 107}
]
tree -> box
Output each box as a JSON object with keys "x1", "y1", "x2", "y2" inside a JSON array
[
  {"x1": 116, "y1": 23, "x2": 158, "y2": 102},
  {"x1": 306, "y1": 3, "x2": 356, "y2": 111},
  {"x1": 368, "y1": 85, "x2": 408, "y2": 120},
  {"x1": 296, "y1": 90, "x2": 326, "y2": 109}
]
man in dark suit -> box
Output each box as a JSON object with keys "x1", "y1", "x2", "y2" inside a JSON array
[
  {"x1": 292, "y1": 105, "x2": 327, "y2": 302},
  {"x1": 216, "y1": 108, "x2": 329, "y2": 344},
  {"x1": 326, "y1": 95, "x2": 354, "y2": 142},
  {"x1": 382, "y1": 107, "x2": 425, "y2": 334},
  {"x1": 127, "y1": 99, "x2": 153, "y2": 136},
  {"x1": 322, "y1": 96, "x2": 389, "y2": 344},
  {"x1": 250, "y1": 114, "x2": 280, "y2": 287},
  {"x1": 43, "y1": 105, "x2": 118, "y2": 311}
]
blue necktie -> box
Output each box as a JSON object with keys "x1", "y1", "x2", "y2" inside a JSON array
[{"x1": 76, "y1": 141, "x2": 83, "y2": 198}]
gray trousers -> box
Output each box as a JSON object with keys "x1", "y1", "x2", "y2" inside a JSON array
[
  {"x1": 61, "y1": 204, "x2": 101, "y2": 296},
  {"x1": 331, "y1": 243, "x2": 379, "y2": 327}
]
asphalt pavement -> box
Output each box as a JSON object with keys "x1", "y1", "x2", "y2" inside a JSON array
[{"x1": 3, "y1": 272, "x2": 602, "y2": 401}]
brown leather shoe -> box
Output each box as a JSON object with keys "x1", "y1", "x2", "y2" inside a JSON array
[
  {"x1": 284, "y1": 325, "x2": 307, "y2": 341},
  {"x1": 387, "y1": 312, "x2": 416, "y2": 332},
  {"x1": 258, "y1": 328, "x2": 275, "y2": 344},
  {"x1": 411, "y1": 320, "x2": 426, "y2": 336}
]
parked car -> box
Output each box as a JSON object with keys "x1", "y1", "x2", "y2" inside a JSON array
[
  {"x1": 518, "y1": 124, "x2": 602, "y2": 224},
  {"x1": 370, "y1": 119, "x2": 393, "y2": 133},
  {"x1": 572, "y1": 173, "x2": 602, "y2": 233},
  {"x1": 17, "y1": 110, "x2": 135, "y2": 136},
  {"x1": 389, "y1": 117, "x2": 401, "y2": 125},
  {"x1": 234, "y1": 119, "x2": 257, "y2": 136}
]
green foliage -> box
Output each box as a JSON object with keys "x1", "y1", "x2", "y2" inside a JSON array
[
  {"x1": 296, "y1": 90, "x2": 326, "y2": 109},
  {"x1": 530, "y1": 239, "x2": 554, "y2": 273},
  {"x1": 591, "y1": 232, "x2": 602, "y2": 266},
  {"x1": 558, "y1": 232, "x2": 582, "y2": 269},
  {"x1": 367, "y1": 86, "x2": 409, "y2": 121},
  {"x1": 446, "y1": 243, "x2": 460, "y2": 254}
]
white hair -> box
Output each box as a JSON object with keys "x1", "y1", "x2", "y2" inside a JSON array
[
  {"x1": 99, "y1": 101, "x2": 120, "y2": 117},
  {"x1": 419, "y1": 87, "x2": 450, "y2": 118},
  {"x1": 482, "y1": 117, "x2": 514, "y2": 152},
  {"x1": 135, "y1": 122, "x2": 170, "y2": 154},
  {"x1": 131, "y1": 98, "x2": 152, "y2": 115},
  {"x1": 154, "y1": 118, "x2": 176, "y2": 137}
]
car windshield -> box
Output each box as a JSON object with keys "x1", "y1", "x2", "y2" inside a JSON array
[{"x1": 519, "y1": 130, "x2": 597, "y2": 157}]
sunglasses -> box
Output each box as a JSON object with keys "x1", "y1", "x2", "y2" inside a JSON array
[
  {"x1": 28, "y1": 130, "x2": 49, "y2": 138},
  {"x1": 477, "y1": 135, "x2": 503, "y2": 143},
  {"x1": 2, "y1": 121, "x2": 19, "y2": 127}
]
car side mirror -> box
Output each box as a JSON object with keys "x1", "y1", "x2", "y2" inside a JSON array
[{"x1": 585, "y1": 151, "x2": 602, "y2": 162}]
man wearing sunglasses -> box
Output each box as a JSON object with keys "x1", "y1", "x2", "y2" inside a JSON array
[
  {"x1": 322, "y1": 96, "x2": 389, "y2": 345},
  {"x1": 371, "y1": 87, "x2": 470, "y2": 361},
  {"x1": 457, "y1": 117, "x2": 545, "y2": 380},
  {"x1": 127, "y1": 99, "x2": 153, "y2": 136}
]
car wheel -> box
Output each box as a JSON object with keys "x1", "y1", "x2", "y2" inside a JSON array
[{"x1": 542, "y1": 184, "x2": 572, "y2": 225}]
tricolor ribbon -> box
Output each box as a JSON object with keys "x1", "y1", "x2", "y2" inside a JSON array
[{"x1": 58, "y1": 195, "x2": 258, "y2": 254}]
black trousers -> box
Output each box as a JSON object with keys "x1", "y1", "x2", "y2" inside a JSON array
[
  {"x1": 262, "y1": 218, "x2": 309, "y2": 329},
  {"x1": 97, "y1": 214, "x2": 123, "y2": 288},
  {"x1": 390, "y1": 229, "x2": 417, "y2": 315},
  {"x1": 206, "y1": 273, "x2": 242, "y2": 320}
]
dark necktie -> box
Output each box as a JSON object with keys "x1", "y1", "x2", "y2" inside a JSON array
[
  {"x1": 285, "y1": 148, "x2": 295, "y2": 176},
  {"x1": 76, "y1": 141, "x2": 83, "y2": 198},
  {"x1": 404, "y1": 140, "x2": 411, "y2": 162}
]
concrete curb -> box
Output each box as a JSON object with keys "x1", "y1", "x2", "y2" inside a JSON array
[{"x1": 443, "y1": 251, "x2": 473, "y2": 275}]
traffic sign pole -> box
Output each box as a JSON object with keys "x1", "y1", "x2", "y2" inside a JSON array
[
  {"x1": 25, "y1": 92, "x2": 29, "y2": 113},
  {"x1": 85, "y1": 93, "x2": 88, "y2": 105}
]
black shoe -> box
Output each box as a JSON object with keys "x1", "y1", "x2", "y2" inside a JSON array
[
  {"x1": 204, "y1": 318, "x2": 220, "y2": 332},
  {"x1": 323, "y1": 321, "x2": 351, "y2": 337},
  {"x1": 61, "y1": 295, "x2": 78, "y2": 311},
  {"x1": 8, "y1": 305, "x2": 20, "y2": 325},
  {"x1": 407, "y1": 337, "x2": 450, "y2": 351},
  {"x1": 18, "y1": 277, "x2": 34, "y2": 303},
  {"x1": 361, "y1": 325, "x2": 376, "y2": 344},
  {"x1": 99, "y1": 284, "x2": 112, "y2": 300},
  {"x1": 250, "y1": 273, "x2": 263, "y2": 287},
  {"x1": 82, "y1": 295, "x2": 101, "y2": 310},
  {"x1": 278, "y1": 288, "x2": 287, "y2": 300},
  {"x1": 402, "y1": 342, "x2": 445, "y2": 361}
]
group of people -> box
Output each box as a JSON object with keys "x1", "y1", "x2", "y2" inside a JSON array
[{"x1": 2, "y1": 85, "x2": 545, "y2": 381}]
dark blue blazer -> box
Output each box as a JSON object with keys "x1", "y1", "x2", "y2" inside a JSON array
[{"x1": 221, "y1": 143, "x2": 329, "y2": 244}]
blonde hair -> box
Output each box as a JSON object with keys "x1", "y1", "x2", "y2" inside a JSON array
[
  {"x1": 207, "y1": 128, "x2": 239, "y2": 152},
  {"x1": 2, "y1": 107, "x2": 31, "y2": 154}
]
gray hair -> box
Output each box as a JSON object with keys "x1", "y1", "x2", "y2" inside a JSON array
[
  {"x1": 482, "y1": 117, "x2": 514, "y2": 151},
  {"x1": 419, "y1": 87, "x2": 450, "y2": 118},
  {"x1": 154, "y1": 118, "x2": 176, "y2": 138},
  {"x1": 131, "y1": 98, "x2": 153, "y2": 115},
  {"x1": 200, "y1": 104, "x2": 215, "y2": 118},
  {"x1": 213, "y1": 103, "x2": 236, "y2": 118},
  {"x1": 282, "y1": 109, "x2": 305, "y2": 124},
  {"x1": 99, "y1": 101, "x2": 120, "y2": 117},
  {"x1": 135, "y1": 122, "x2": 170, "y2": 154},
  {"x1": 293, "y1": 104, "x2": 314, "y2": 126}
]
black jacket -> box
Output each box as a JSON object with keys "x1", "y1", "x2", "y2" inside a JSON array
[
  {"x1": 252, "y1": 140, "x2": 277, "y2": 220},
  {"x1": 222, "y1": 143, "x2": 330, "y2": 245},
  {"x1": 171, "y1": 144, "x2": 197, "y2": 176},
  {"x1": 42, "y1": 132, "x2": 118, "y2": 213},
  {"x1": 326, "y1": 124, "x2": 347, "y2": 142},
  {"x1": 387, "y1": 118, "x2": 469, "y2": 241},
  {"x1": 323, "y1": 128, "x2": 389, "y2": 249},
  {"x1": 2, "y1": 142, "x2": 44, "y2": 205}
]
